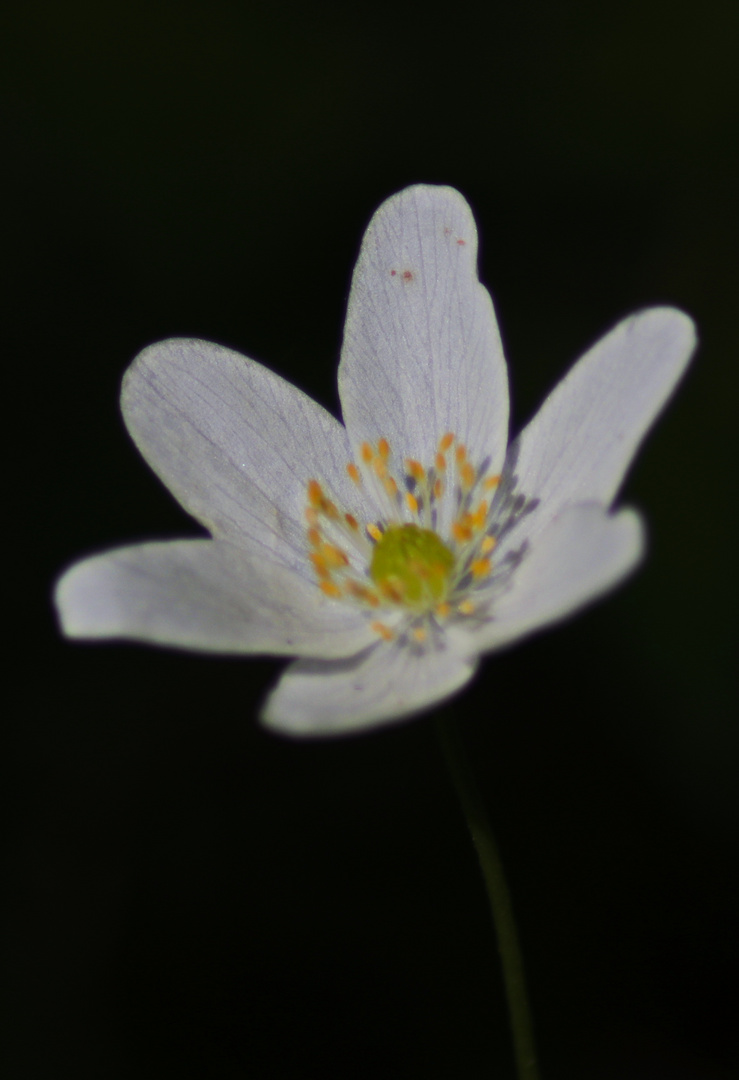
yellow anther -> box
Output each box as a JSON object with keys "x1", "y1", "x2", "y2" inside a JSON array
[
  {"x1": 380, "y1": 580, "x2": 405, "y2": 603},
  {"x1": 360, "y1": 442, "x2": 374, "y2": 464},
  {"x1": 452, "y1": 521, "x2": 473, "y2": 543},
  {"x1": 484, "y1": 474, "x2": 501, "y2": 490},
  {"x1": 371, "y1": 620, "x2": 395, "y2": 641},
  {"x1": 323, "y1": 545, "x2": 349, "y2": 568},
  {"x1": 405, "y1": 459, "x2": 425, "y2": 482},
  {"x1": 309, "y1": 553, "x2": 331, "y2": 578},
  {"x1": 406, "y1": 492, "x2": 419, "y2": 514},
  {"x1": 471, "y1": 501, "x2": 488, "y2": 529},
  {"x1": 435, "y1": 602, "x2": 451, "y2": 619},
  {"x1": 471, "y1": 557, "x2": 492, "y2": 579},
  {"x1": 435, "y1": 452, "x2": 447, "y2": 471},
  {"x1": 344, "y1": 513, "x2": 359, "y2": 531},
  {"x1": 433, "y1": 478, "x2": 444, "y2": 498},
  {"x1": 305, "y1": 508, "x2": 319, "y2": 526},
  {"x1": 367, "y1": 523, "x2": 383, "y2": 543},
  {"x1": 378, "y1": 437, "x2": 390, "y2": 460},
  {"x1": 346, "y1": 463, "x2": 361, "y2": 484},
  {"x1": 411, "y1": 626, "x2": 427, "y2": 643},
  {"x1": 323, "y1": 500, "x2": 339, "y2": 520},
  {"x1": 320, "y1": 581, "x2": 343, "y2": 598},
  {"x1": 439, "y1": 432, "x2": 454, "y2": 452},
  {"x1": 307, "y1": 479, "x2": 323, "y2": 507},
  {"x1": 461, "y1": 461, "x2": 476, "y2": 489},
  {"x1": 455, "y1": 444, "x2": 467, "y2": 464},
  {"x1": 347, "y1": 582, "x2": 380, "y2": 607},
  {"x1": 384, "y1": 476, "x2": 398, "y2": 497},
  {"x1": 373, "y1": 457, "x2": 388, "y2": 479},
  {"x1": 458, "y1": 599, "x2": 475, "y2": 615},
  {"x1": 480, "y1": 535, "x2": 496, "y2": 554},
  {"x1": 307, "y1": 527, "x2": 321, "y2": 547}
]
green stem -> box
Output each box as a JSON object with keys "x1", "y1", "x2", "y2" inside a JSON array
[{"x1": 435, "y1": 715, "x2": 540, "y2": 1080}]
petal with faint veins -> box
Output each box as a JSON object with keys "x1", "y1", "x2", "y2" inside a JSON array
[
  {"x1": 508, "y1": 308, "x2": 696, "y2": 543},
  {"x1": 465, "y1": 504, "x2": 644, "y2": 654},
  {"x1": 122, "y1": 339, "x2": 365, "y2": 573},
  {"x1": 339, "y1": 185, "x2": 509, "y2": 473},
  {"x1": 55, "y1": 540, "x2": 376, "y2": 657},
  {"x1": 262, "y1": 638, "x2": 478, "y2": 737}
]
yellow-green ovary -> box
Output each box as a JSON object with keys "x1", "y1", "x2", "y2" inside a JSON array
[{"x1": 370, "y1": 524, "x2": 454, "y2": 608}]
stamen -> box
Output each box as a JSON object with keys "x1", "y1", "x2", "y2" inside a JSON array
[
  {"x1": 323, "y1": 545, "x2": 349, "y2": 569},
  {"x1": 305, "y1": 433, "x2": 505, "y2": 634},
  {"x1": 347, "y1": 582, "x2": 380, "y2": 607},
  {"x1": 320, "y1": 581, "x2": 343, "y2": 598},
  {"x1": 460, "y1": 461, "x2": 476, "y2": 489},
  {"x1": 471, "y1": 501, "x2": 488, "y2": 530},
  {"x1": 452, "y1": 520, "x2": 473, "y2": 543},
  {"x1": 309, "y1": 553, "x2": 331, "y2": 578},
  {"x1": 380, "y1": 580, "x2": 405, "y2": 603}
]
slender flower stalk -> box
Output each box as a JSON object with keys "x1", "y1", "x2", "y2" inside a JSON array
[
  {"x1": 437, "y1": 715, "x2": 540, "y2": 1080},
  {"x1": 55, "y1": 184, "x2": 697, "y2": 736}
]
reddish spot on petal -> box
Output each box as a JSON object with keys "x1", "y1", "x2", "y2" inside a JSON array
[
  {"x1": 457, "y1": 238, "x2": 466, "y2": 245},
  {"x1": 390, "y1": 269, "x2": 397, "y2": 276},
  {"x1": 402, "y1": 270, "x2": 413, "y2": 280}
]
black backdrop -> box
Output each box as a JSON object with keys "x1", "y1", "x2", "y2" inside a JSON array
[{"x1": 5, "y1": 3, "x2": 738, "y2": 1077}]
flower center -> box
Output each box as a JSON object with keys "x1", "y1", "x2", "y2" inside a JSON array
[
  {"x1": 370, "y1": 524, "x2": 454, "y2": 610},
  {"x1": 303, "y1": 432, "x2": 527, "y2": 644}
]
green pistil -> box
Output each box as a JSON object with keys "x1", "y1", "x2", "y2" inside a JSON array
[{"x1": 370, "y1": 524, "x2": 454, "y2": 608}]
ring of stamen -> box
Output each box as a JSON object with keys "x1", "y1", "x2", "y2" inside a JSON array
[{"x1": 305, "y1": 435, "x2": 503, "y2": 641}]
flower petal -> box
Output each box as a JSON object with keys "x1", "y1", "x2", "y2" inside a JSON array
[
  {"x1": 261, "y1": 639, "x2": 478, "y2": 737},
  {"x1": 122, "y1": 339, "x2": 364, "y2": 572},
  {"x1": 465, "y1": 503, "x2": 644, "y2": 653},
  {"x1": 55, "y1": 540, "x2": 376, "y2": 657},
  {"x1": 338, "y1": 185, "x2": 509, "y2": 472},
  {"x1": 508, "y1": 308, "x2": 696, "y2": 542}
]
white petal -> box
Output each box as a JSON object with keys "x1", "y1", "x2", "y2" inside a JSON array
[
  {"x1": 338, "y1": 185, "x2": 509, "y2": 473},
  {"x1": 466, "y1": 504, "x2": 644, "y2": 653},
  {"x1": 55, "y1": 540, "x2": 375, "y2": 657},
  {"x1": 122, "y1": 339, "x2": 364, "y2": 572},
  {"x1": 261, "y1": 639, "x2": 478, "y2": 737},
  {"x1": 509, "y1": 308, "x2": 696, "y2": 542}
]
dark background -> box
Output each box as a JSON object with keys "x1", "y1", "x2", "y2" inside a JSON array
[{"x1": 5, "y1": 2, "x2": 738, "y2": 1077}]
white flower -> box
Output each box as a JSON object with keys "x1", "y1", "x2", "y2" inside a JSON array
[{"x1": 55, "y1": 185, "x2": 696, "y2": 736}]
